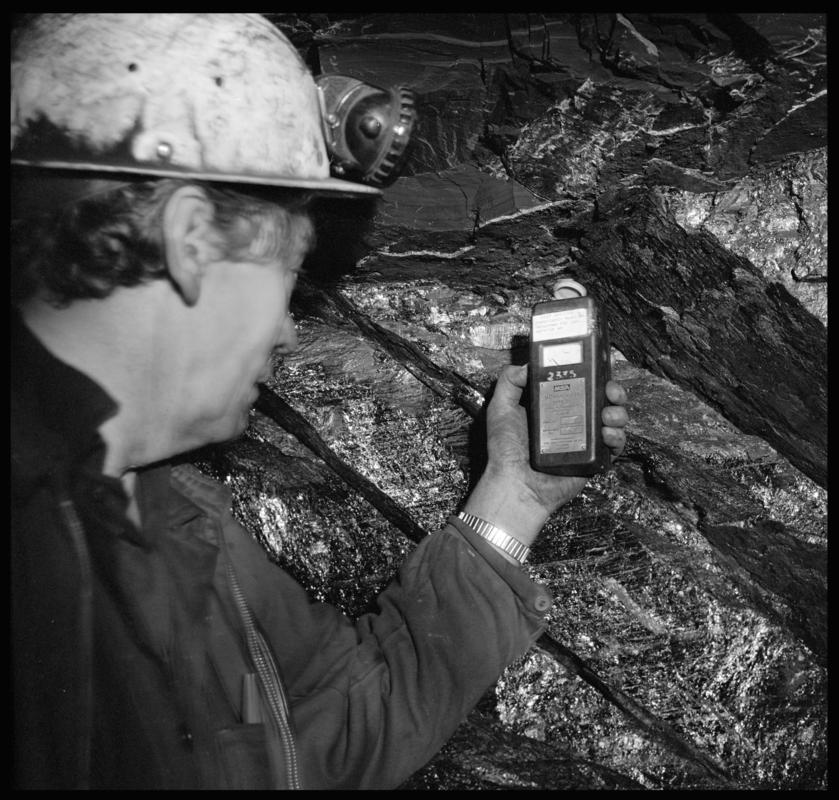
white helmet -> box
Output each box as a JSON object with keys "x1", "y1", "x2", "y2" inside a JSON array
[{"x1": 11, "y1": 13, "x2": 413, "y2": 196}]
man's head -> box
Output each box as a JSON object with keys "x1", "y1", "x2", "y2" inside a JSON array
[
  {"x1": 11, "y1": 14, "x2": 368, "y2": 470},
  {"x1": 15, "y1": 174, "x2": 315, "y2": 464},
  {"x1": 11, "y1": 12, "x2": 384, "y2": 307}
]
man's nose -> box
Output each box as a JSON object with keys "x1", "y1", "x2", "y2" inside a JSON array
[{"x1": 274, "y1": 312, "x2": 299, "y2": 354}]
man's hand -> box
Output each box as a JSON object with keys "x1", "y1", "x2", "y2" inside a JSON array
[
  {"x1": 463, "y1": 364, "x2": 628, "y2": 552},
  {"x1": 486, "y1": 363, "x2": 627, "y2": 511}
]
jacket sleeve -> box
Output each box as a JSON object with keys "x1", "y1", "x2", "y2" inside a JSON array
[{"x1": 222, "y1": 509, "x2": 552, "y2": 790}]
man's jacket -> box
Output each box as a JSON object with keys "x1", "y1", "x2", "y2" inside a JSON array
[{"x1": 11, "y1": 314, "x2": 552, "y2": 789}]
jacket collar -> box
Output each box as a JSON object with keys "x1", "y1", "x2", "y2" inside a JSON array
[
  {"x1": 12, "y1": 309, "x2": 117, "y2": 492},
  {"x1": 12, "y1": 310, "x2": 222, "y2": 634}
]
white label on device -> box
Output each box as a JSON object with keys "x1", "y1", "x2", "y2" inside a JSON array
[
  {"x1": 539, "y1": 377, "x2": 586, "y2": 453},
  {"x1": 532, "y1": 308, "x2": 589, "y2": 341}
]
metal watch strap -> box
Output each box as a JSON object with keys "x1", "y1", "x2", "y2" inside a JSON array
[{"x1": 457, "y1": 511, "x2": 530, "y2": 564}]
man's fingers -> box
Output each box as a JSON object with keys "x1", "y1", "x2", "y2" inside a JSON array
[
  {"x1": 602, "y1": 403, "x2": 628, "y2": 428},
  {"x1": 491, "y1": 364, "x2": 527, "y2": 408},
  {"x1": 602, "y1": 380, "x2": 628, "y2": 457},
  {"x1": 605, "y1": 379, "x2": 627, "y2": 406},
  {"x1": 602, "y1": 425, "x2": 626, "y2": 455}
]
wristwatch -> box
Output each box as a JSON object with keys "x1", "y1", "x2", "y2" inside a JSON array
[{"x1": 457, "y1": 511, "x2": 530, "y2": 564}]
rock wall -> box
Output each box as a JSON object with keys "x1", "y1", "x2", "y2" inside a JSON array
[{"x1": 197, "y1": 13, "x2": 827, "y2": 790}]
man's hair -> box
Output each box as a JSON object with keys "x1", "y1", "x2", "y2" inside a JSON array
[{"x1": 11, "y1": 177, "x2": 314, "y2": 306}]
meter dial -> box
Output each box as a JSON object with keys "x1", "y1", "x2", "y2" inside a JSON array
[{"x1": 542, "y1": 342, "x2": 583, "y2": 366}]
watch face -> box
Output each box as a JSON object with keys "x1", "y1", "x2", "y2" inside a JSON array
[{"x1": 542, "y1": 341, "x2": 582, "y2": 366}]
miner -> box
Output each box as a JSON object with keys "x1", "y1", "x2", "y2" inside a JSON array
[{"x1": 11, "y1": 13, "x2": 628, "y2": 790}]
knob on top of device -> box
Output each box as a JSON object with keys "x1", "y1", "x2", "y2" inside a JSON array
[{"x1": 551, "y1": 279, "x2": 587, "y2": 299}]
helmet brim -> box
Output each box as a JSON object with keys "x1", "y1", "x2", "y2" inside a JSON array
[{"x1": 11, "y1": 157, "x2": 382, "y2": 197}]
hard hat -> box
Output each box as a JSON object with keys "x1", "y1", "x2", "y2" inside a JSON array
[{"x1": 10, "y1": 13, "x2": 391, "y2": 196}]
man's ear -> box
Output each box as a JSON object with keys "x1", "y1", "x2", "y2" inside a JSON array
[{"x1": 162, "y1": 185, "x2": 217, "y2": 306}]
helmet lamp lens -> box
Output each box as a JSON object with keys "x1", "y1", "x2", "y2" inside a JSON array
[{"x1": 317, "y1": 75, "x2": 416, "y2": 187}]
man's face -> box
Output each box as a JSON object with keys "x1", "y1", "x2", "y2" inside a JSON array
[{"x1": 166, "y1": 227, "x2": 310, "y2": 451}]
